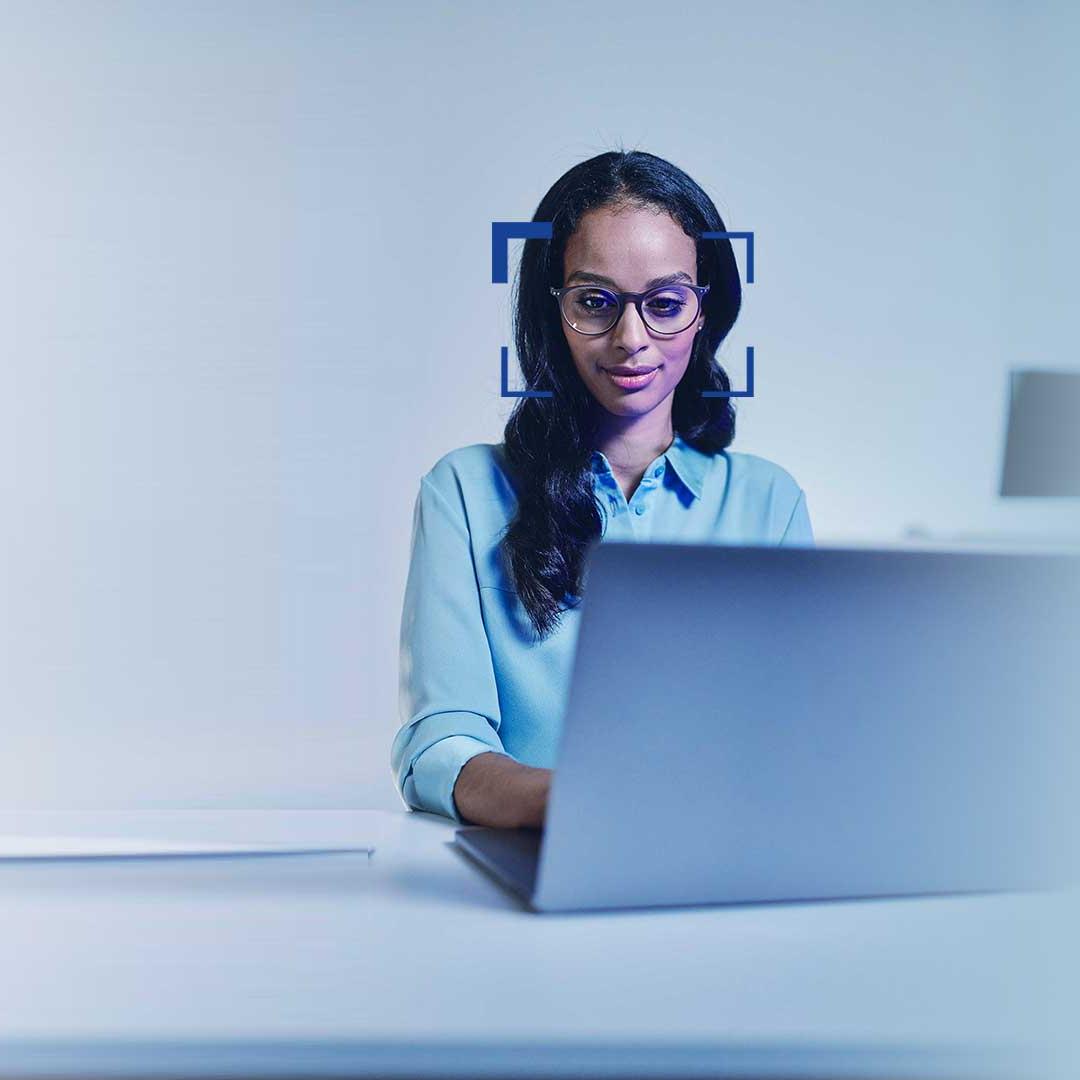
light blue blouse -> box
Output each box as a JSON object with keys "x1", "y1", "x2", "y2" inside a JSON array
[{"x1": 391, "y1": 433, "x2": 814, "y2": 822}]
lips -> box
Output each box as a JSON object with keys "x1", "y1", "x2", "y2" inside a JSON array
[
  {"x1": 602, "y1": 366, "x2": 660, "y2": 391},
  {"x1": 603, "y1": 365, "x2": 657, "y2": 376}
]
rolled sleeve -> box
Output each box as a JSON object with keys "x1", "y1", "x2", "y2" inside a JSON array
[
  {"x1": 391, "y1": 474, "x2": 509, "y2": 821},
  {"x1": 779, "y1": 488, "x2": 815, "y2": 547},
  {"x1": 405, "y1": 731, "x2": 502, "y2": 823}
]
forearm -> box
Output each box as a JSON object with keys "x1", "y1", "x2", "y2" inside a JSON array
[{"x1": 452, "y1": 751, "x2": 551, "y2": 828}]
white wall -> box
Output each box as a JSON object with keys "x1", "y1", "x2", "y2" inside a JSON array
[{"x1": 1, "y1": 1, "x2": 1076, "y2": 811}]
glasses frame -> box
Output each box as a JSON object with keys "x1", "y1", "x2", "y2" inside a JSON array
[{"x1": 550, "y1": 282, "x2": 710, "y2": 337}]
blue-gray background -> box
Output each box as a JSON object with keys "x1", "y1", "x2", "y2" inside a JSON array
[{"x1": 1, "y1": 1, "x2": 1076, "y2": 810}]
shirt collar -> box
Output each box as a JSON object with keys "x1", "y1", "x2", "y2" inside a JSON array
[
  {"x1": 663, "y1": 432, "x2": 709, "y2": 500},
  {"x1": 589, "y1": 432, "x2": 710, "y2": 501}
]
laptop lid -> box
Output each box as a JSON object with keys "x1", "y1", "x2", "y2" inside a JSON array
[
  {"x1": 532, "y1": 543, "x2": 1080, "y2": 913},
  {"x1": 1000, "y1": 369, "x2": 1080, "y2": 496}
]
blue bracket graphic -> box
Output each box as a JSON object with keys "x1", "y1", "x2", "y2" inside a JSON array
[
  {"x1": 493, "y1": 221, "x2": 554, "y2": 397},
  {"x1": 501, "y1": 345, "x2": 552, "y2": 398},
  {"x1": 701, "y1": 346, "x2": 754, "y2": 398},
  {"x1": 492, "y1": 221, "x2": 552, "y2": 284},
  {"x1": 699, "y1": 231, "x2": 754, "y2": 398},
  {"x1": 702, "y1": 230, "x2": 754, "y2": 283},
  {"x1": 493, "y1": 222, "x2": 755, "y2": 398}
]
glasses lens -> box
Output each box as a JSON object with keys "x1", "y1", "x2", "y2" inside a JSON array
[
  {"x1": 561, "y1": 287, "x2": 620, "y2": 334},
  {"x1": 560, "y1": 285, "x2": 700, "y2": 335},
  {"x1": 640, "y1": 285, "x2": 699, "y2": 334}
]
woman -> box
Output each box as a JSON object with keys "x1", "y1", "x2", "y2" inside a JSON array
[{"x1": 391, "y1": 149, "x2": 814, "y2": 829}]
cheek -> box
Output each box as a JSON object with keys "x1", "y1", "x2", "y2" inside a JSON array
[
  {"x1": 661, "y1": 337, "x2": 696, "y2": 373},
  {"x1": 559, "y1": 331, "x2": 585, "y2": 376},
  {"x1": 568, "y1": 338, "x2": 603, "y2": 376}
]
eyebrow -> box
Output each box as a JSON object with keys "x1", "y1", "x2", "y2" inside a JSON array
[{"x1": 565, "y1": 270, "x2": 694, "y2": 289}]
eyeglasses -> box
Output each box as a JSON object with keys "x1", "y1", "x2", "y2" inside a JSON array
[{"x1": 550, "y1": 282, "x2": 709, "y2": 337}]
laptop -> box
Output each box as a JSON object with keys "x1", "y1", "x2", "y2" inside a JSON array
[
  {"x1": 454, "y1": 541, "x2": 1080, "y2": 913},
  {"x1": 1000, "y1": 368, "x2": 1080, "y2": 496}
]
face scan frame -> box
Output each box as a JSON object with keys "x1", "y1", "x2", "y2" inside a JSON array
[{"x1": 491, "y1": 220, "x2": 756, "y2": 400}]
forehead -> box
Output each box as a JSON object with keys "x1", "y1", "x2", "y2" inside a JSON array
[{"x1": 563, "y1": 204, "x2": 696, "y2": 285}]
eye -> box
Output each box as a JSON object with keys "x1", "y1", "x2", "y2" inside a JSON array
[
  {"x1": 645, "y1": 293, "x2": 688, "y2": 319},
  {"x1": 573, "y1": 290, "x2": 617, "y2": 312}
]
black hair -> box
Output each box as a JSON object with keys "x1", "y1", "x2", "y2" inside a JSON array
[{"x1": 501, "y1": 148, "x2": 741, "y2": 640}]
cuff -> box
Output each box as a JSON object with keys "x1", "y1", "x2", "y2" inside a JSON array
[{"x1": 405, "y1": 734, "x2": 508, "y2": 823}]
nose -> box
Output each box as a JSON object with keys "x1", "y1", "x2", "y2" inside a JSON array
[{"x1": 610, "y1": 300, "x2": 650, "y2": 355}]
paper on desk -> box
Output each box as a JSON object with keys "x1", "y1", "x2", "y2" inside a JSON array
[{"x1": 0, "y1": 836, "x2": 375, "y2": 860}]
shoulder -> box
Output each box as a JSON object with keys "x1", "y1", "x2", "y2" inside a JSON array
[
  {"x1": 419, "y1": 442, "x2": 517, "y2": 518},
  {"x1": 423, "y1": 441, "x2": 512, "y2": 491},
  {"x1": 712, "y1": 449, "x2": 808, "y2": 540},
  {"x1": 720, "y1": 449, "x2": 804, "y2": 500}
]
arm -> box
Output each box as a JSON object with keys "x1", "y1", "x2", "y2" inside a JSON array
[
  {"x1": 391, "y1": 472, "x2": 534, "y2": 825},
  {"x1": 779, "y1": 488, "x2": 815, "y2": 547},
  {"x1": 453, "y1": 752, "x2": 551, "y2": 828}
]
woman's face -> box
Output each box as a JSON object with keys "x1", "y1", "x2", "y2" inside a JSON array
[{"x1": 559, "y1": 202, "x2": 704, "y2": 424}]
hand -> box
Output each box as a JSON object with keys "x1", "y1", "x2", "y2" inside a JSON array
[{"x1": 526, "y1": 766, "x2": 553, "y2": 829}]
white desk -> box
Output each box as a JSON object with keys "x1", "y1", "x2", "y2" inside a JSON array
[{"x1": 0, "y1": 809, "x2": 1076, "y2": 1079}]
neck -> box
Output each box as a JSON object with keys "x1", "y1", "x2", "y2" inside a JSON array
[{"x1": 592, "y1": 406, "x2": 675, "y2": 475}]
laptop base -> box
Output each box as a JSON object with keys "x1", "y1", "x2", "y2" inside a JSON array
[{"x1": 453, "y1": 827, "x2": 542, "y2": 905}]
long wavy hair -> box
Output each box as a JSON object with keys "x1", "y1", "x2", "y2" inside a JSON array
[{"x1": 501, "y1": 149, "x2": 742, "y2": 641}]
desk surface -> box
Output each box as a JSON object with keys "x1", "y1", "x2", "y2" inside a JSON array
[{"x1": 0, "y1": 809, "x2": 1076, "y2": 1079}]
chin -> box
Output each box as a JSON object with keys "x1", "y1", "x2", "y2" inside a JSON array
[{"x1": 600, "y1": 396, "x2": 657, "y2": 417}]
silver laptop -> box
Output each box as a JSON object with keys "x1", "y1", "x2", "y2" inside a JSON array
[
  {"x1": 454, "y1": 542, "x2": 1080, "y2": 913},
  {"x1": 1000, "y1": 368, "x2": 1080, "y2": 496}
]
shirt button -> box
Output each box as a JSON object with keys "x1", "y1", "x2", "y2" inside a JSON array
[
  {"x1": 634, "y1": 505, "x2": 646, "y2": 515},
  {"x1": 653, "y1": 466, "x2": 663, "y2": 478}
]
